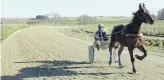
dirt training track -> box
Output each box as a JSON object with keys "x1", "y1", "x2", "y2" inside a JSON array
[{"x1": 1, "y1": 26, "x2": 164, "y2": 80}]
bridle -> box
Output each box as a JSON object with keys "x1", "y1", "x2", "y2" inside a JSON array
[{"x1": 136, "y1": 12, "x2": 145, "y2": 21}]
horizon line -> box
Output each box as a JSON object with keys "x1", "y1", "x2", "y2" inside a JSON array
[{"x1": 1, "y1": 15, "x2": 132, "y2": 19}]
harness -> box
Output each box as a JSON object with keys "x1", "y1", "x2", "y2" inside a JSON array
[
  {"x1": 109, "y1": 25, "x2": 143, "y2": 37},
  {"x1": 121, "y1": 25, "x2": 143, "y2": 37},
  {"x1": 121, "y1": 25, "x2": 127, "y2": 35},
  {"x1": 125, "y1": 33, "x2": 143, "y2": 36}
]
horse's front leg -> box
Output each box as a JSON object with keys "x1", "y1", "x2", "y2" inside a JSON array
[
  {"x1": 135, "y1": 45, "x2": 147, "y2": 60},
  {"x1": 128, "y1": 47, "x2": 138, "y2": 74}
]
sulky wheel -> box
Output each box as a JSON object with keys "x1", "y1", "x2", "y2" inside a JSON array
[{"x1": 88, "y1": 45, "x2": 95, "y2": 63}]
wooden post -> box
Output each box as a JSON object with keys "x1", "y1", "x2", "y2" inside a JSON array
[{"x1": 154, "y1": 25, "x2": 155, "y2": 36}]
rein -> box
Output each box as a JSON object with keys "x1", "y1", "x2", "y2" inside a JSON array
[
  {"x1": 107, "y1": 25, "x2": 143, "y2": 37},
  {"x1": 125, "y1": 33, "x2": 143, "y2": 36}
]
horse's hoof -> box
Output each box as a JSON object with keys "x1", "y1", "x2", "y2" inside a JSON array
[
  {"x1": 135, "y1": 55, "x2": 142, "y2": 60},
  {"x1": 119, "y1": 64, "x2": 124, "y2": 68},
  {"x1": 114, "y1": 60, "x2": 118, "y2": 63},
  {"x1": 133, "y1": 71, "x2": 139, "y2": 74},
  {"x1": 108, "y1": 61, "x2": 112, "y2": 66}
]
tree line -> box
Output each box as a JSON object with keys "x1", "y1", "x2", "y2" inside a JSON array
[
  {"x1": 157, "y1": 8, "x2": 164, "y2": 20},
  {"x1": 27, "y1": 8, "x2": 164, "y2": 25},
  {"x1": 29, "y1": 13, "x2": 96, "y2": 25}
]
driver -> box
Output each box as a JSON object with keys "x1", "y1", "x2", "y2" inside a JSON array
[{"x1": 94, "y1": 23, "x2": 108, "y2": 50}]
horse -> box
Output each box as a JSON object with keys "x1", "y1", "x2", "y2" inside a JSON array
[{"x1": 108, "y1": 3, "x2": 154, "y2": 74}]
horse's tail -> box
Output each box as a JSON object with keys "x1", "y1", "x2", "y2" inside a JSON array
[
  {"x1": 109, "y1": 24, "x2": 123, "y2": 47},
  {"x1": 109, "y1": 26, "x2": 117, "y2": 47}
]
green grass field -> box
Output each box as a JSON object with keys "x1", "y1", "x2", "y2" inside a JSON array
[
  {"x1": 1, "y1": 24, "x2": 29, "y2": 41},
  {"x1": 78, "y1": 20, "x2": 164, "y2": 35},
  {"x1": 60, "y1": 19, "x2": 164, "y2": 53},
  {"x1": 1, "y1": 18, "x2": 164, "y2": 45}
]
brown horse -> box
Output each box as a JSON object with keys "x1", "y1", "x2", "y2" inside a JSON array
[{"x1": 108, "y1": 3, "x2": 154, "y2": 74}]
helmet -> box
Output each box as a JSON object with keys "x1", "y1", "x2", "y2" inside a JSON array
[{"x1": 98, "y1": 23, "x2": 103, "y2": 28}]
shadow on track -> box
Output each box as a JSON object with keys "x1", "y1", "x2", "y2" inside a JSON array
[{"x1": 2, "y1": 60, "x2": 116, "y2": 80}]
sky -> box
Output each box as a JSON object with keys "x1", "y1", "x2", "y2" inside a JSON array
[{"x1": 1, "y1": 0, "x2": 164, "y2": 18}]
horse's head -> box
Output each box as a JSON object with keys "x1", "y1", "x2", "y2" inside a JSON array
[{"x1": 134, "y1": 3, "x2": 154, "y2": 25}]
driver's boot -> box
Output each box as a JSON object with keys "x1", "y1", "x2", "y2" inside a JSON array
[
  {"x1": 95, "y1": 43, "x2": 99, "y2": 51},
  {"x1": 94, "y1": 40, "x2": 99, "y2": 51}
]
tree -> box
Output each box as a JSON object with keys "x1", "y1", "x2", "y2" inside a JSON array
[
  {"x1": 45, "y1": 13, "x2": 64, "y2": 24},
  {"x1": 77, "y1": 14, "x2": 96, "y2": 25},
  {"x1": 45, "y1": 13, "x2": 60, "y2": 19},
  {"x1": 36, "y1": 15, "x2": 49, "y2": 20},
  {"x1": 151, "y1": 14, "x2": 156, "y2": 20},
  {"x1": 157, "y1": 8, "x2": 164, "y2": 20}
]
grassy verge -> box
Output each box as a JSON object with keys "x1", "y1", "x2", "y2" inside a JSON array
[
  {"x1": 60, "y1": 27, "x2": 164, "y2": 53},
  {"x1": 1, "y1": 24, "x2": 29, "y2": 41},
  {"x1": 146, "y1": 46, "x2": 164, "y2": 54},
  {"x1": 78, "y1": 20, "x2": 164, "y2": 36}
]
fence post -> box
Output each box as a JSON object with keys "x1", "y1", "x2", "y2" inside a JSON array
[{"x1": 154, "y1": 25, "x2": 155, "y2": 36}]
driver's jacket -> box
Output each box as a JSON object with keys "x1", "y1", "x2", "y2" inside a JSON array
[{"x1": 94, "y1": 30, "x2": 107, "y2": 41}]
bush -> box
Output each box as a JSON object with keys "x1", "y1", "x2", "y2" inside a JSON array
[
  {"x1": 156, "y1": 39, "x2": 163, "y2": 47},
  {"x1": 36, "y1": 15, "x2": 49, "y2": 20},
  {"x1": 1, "y1": 24, "x2": 29, "y2": 40},
  {"x1": 72, "y1": 29, "x2": 81, "y2": 33},
  {"x1": 149, "y1": 39, "x2": 156, "y2": 46},
  {"x1": 157, "y1": 8, "x2": 164, "y2": 20},
  {"x1": 27, "y1": 20, "x2": 40, "y2": 24},
  {"x1": 145, "y1": 39, "x2": 164, "y2": 47},
  {"x1": 162, "y1": 40, "x2": 164, "y2": 46},
  {"x1": 77, "y1": 15, "x2": 96, "y2": 25},
  {"x1": 143, "y1": 40, "x2": 150, "y2": 46}
]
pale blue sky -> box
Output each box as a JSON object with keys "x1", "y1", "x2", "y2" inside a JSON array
[{"x1": 1, "y1": 0, "x2": 164, "y2": 18}]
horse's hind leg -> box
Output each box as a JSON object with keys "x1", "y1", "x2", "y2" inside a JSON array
[
  {"x1": 113, "y1": 43, "x2": 120, "y2": 63},
  {"x1": 108, "y1": 32, "x2": 117, "y2": 66},
  {"x1": 108, "y1": 43, "x2": 113, "y2": 66},
  {"x1": 108, "y1": 40, "x2": 115, "y2": 66},
  {"x1": 118, "y1": 45, "x2": 124, "y2": 68},
  {"x1": 113, "y1": 47, "x2": 118, "y2": 63},
  {"x1": 135, "y1": 45, "x2": 147, "y2": 60}
]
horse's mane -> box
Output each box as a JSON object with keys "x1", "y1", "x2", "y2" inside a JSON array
[{"x1": 130, "y1": 11, "x2": 138, "y2": 23}]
